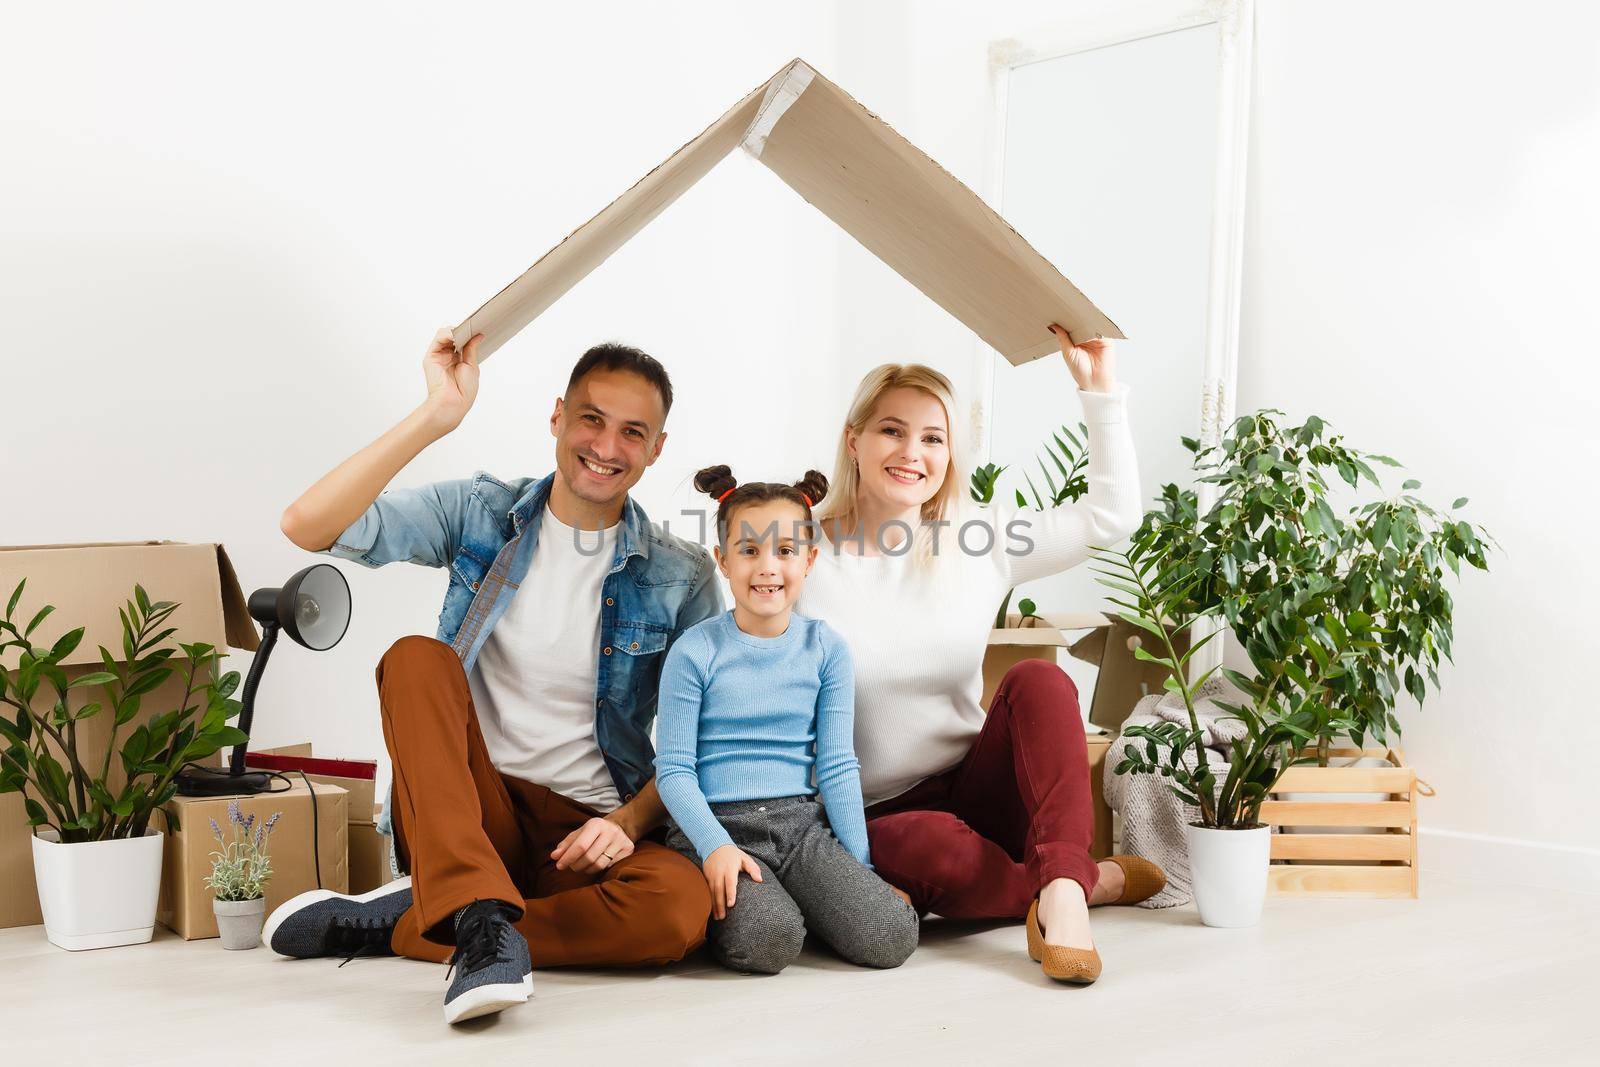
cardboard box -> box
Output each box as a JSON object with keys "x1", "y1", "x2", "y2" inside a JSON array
[
  {"x1": 453, "y1": 58, "x2": 1122, "y2": 368},
  {"x1": 982, "y1": 611, "x2": 1192, "y2": 731},
  {"x1": 158, "y1": 780, "x2": 348, "y2": 939},
  {"x1": 248, "y1": 744, "x2": 392, "y2": 893},
  {"x1": 350, "y1": 817, "x2": 394, "y2": 894},
  {"x1": 248, "y1": 745, "x2": 375, "y2": 823},
  {"x1": 1067, "y1": 615, "x2": 1193, "y2": 733},
  {"x1": 981, "y1": 613, "x2": 1082, "y2": 712},
  {"x1": 0, "y1": 541, "x2": 259, "y2": 930}
]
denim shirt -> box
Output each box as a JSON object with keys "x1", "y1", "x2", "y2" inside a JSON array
[{"x1": 323, "y1": 471, "x2": 724, "y2": 840}]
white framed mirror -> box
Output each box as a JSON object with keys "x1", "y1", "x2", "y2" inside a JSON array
[{"x1": 974, "y1": 0, "x2": 1254, "y2": 627}]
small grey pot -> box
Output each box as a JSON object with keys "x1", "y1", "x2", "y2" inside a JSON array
[{"x1": 213, "y1": 897, "x2": 267, "y2": 950}]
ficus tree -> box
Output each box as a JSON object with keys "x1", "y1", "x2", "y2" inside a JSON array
[{"x1": 1135, "y1": 409, "x2": 1493, "y2": 765}]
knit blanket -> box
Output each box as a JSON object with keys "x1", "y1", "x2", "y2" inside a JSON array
[{"x1": 1102, "y1": 674, "x2": 1250, "y2": 909}]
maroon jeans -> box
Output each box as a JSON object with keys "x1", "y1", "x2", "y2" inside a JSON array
[{"x1": 864, "y1": 660, "x2": 1098, "y2": 919}]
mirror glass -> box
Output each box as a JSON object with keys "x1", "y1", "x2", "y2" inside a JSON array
[{"x1": 988, "y1": 23, "x2": 1223, "y2": 618}]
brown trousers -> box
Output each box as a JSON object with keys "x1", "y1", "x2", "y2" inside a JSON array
[{"x1": 376, "y1": 635, "x2": 711, "y2": 966}]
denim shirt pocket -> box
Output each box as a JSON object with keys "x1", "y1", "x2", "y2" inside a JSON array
[{"x1": 611, "y1": 622, "x2": 668, "y2": 660}]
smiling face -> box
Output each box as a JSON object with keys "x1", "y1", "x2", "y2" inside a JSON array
[
  {"x1": 715, "y1": 498, "x2": 818, "y2": 625},
  {"x1": 550, "y1": 368, "x2": 667, "y2": 510},
  {"x1": 847, "y1": 386, "x2": 951, "y2": 516}
]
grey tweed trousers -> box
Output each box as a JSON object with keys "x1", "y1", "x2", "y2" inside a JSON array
[{"x1": 664, "y1": 795, "x2": 920, "y2": 975}]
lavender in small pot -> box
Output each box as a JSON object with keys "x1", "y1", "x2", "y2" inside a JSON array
[{"x1": 206, "y1": 801, "x2": 279, "y2": 949}]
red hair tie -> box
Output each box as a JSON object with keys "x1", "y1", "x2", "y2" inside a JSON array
[
  {"x1": 717, "y1": 486, "x2": 737, "y2": 503},
  {"x1": 801, "y1": 493, "x2": 813, "y2": 507}
]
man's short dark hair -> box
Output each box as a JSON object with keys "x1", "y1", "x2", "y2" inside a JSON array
[{"x1": 566, "y1": 342, "x2": 674, "y2": 419}]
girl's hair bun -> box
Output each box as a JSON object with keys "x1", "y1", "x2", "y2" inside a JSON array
[
  {"x1": 693, "y1": 464, "x2": 737, "y2": 499},
  {"x1": 793, "y1": 469, "x2": 829, "y2": 507}
]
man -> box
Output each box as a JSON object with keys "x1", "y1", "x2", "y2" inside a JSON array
[{"x1": 265, "y1": 327, "x2": 721, "y2": 1025}]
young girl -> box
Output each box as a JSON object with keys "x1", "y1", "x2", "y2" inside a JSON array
[{"x1": 653, "y1": 465, "x2": 919, "y2": 975}]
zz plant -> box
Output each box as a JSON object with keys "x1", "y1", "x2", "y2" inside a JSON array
[
  {"x1": 0, "y1": 580, "x2": 246, "y2": 842},
  {"x1": 1093, "y1": 534, "x2": 1354, "y2": 828}
]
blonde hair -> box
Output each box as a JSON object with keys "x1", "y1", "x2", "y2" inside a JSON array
[{"x1": 814, "y1": 363, "x2": 966, "y2": 565}]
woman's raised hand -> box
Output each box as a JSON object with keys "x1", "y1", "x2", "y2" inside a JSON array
[
  {"x1": 703, "y1": 844, "x2": 764, "y2": 920},
  {"x1": 1049, "y1": 323, "x2": 1117, "y2": 393},
  {"x1": 421, "y1": 326, "x2": 483, "y2": 432}
]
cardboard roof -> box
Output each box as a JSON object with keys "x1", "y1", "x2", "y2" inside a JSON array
[{"x1": 454, "y1": 58, "x2": 1123, "y2": 367}]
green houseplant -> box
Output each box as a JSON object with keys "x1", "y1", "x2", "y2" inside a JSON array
[
  {"x1": 0, "y1": 579, "x2": 245, "y2": 949},
  {"x1": 1093, "y1": 525, "x2": 1366, "y2": 927},
  {"x1": 1095, "y1": 409, "x2": 1492, "y2": 924},
  {"x1": 1137, "y1": 410, "x2": 1492, "y2": 764}
]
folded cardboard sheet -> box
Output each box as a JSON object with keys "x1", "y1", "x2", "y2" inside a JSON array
[{"x1": 455, "y1": 58, "x2": 1122, "y2": 367}]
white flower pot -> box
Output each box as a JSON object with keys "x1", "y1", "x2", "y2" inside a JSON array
[
  {"x1": 31, "y1": 829, "x2": 165, "y2": 951},
  {"x1": 213, "y1": 897, "x2": 267, "y2": 950},
  {"x1": 1185, "y1": 823, "x2": 1271, "y2": 928}
]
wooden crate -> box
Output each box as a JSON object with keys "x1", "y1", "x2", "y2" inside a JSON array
[{"x1": 1259, "y1": 747, "x2": 1418, "y2": 899}]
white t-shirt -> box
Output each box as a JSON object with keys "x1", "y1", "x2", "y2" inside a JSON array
[{"x1": 466, "y1": 507, "x2": 622, "y2": 812}]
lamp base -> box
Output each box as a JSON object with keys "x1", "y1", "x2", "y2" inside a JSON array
[{"x1": 175, "y1": 766, "x2": 275, "y2": 798}]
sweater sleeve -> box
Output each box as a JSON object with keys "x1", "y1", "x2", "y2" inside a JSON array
[
  {"x1": 652, "y1": 631, "x2": 735, "y2": 863},
  {"x1": 995, "y1": 383, "x2": 1143, "y2": 589},
  {"x1": 813, "y1": 629, "x2": 871, "y2": 866}
]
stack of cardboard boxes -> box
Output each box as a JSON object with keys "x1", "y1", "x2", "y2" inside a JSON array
[
  {"x1": 0, "y1": 542, "x2": 358, "y2": 938},
  {"x1": 249, "y1": 745, "x2": 392, "y2": 893}
]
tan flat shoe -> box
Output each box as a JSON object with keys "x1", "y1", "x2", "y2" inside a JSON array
[
  {"x1": 1102, "y1": 854, "x2": 1167, "y2": 906},
  {"x1": 1025, "y1": 899, "x2": 1102, "y2": 985}
]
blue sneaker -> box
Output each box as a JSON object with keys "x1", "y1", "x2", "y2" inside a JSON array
[
  {"x1": 263, "y1": 877, "x2": 412, "y2": 960},
  {"x1": 443, "y1": 900, "x2": 533, "y2": 1025}
]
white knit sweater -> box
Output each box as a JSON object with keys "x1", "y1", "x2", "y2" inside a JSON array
[{"x1": 796, "y1": 384, "x2": 1142, "y2": 806}]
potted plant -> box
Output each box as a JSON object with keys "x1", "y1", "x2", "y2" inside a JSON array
[
  {"x1": 1093, "y1": 535, "x2": 1337, "y2": 926},
  {"x1": 206, "y1": 800, "x2": 279, "y2": 949},
  {"x1": 1099, "y1": 409, "x2": 1494, "y2": 917},
  {"x1": 0, "y1": 580, "x2": 245, "y2": 950}
]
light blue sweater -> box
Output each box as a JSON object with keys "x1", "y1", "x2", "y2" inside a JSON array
[{"x1": 653, "y1": 610, "x2": 869, "y2": 865}]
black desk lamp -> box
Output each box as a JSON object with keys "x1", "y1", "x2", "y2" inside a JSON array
[{"x1": 176, "y1": 563, "x2": 352, "y2": 797}]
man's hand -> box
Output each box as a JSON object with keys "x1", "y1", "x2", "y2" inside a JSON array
[
  {"x1": 422, "y1": 326, "x2": 483, "y2": 432},
  {"x1": 549, "y1": 816, "x2": 635, "y2": 874},
  {"x1": 703, "y1": 844, "x2": 763, "y2": 920}
]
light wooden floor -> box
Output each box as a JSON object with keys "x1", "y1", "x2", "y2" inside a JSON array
[{"x1": 3, "y1": 873, "x2": 1596, "y2": 1064}]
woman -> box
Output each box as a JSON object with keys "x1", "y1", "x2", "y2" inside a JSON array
[{"x1": 795, "y1": 324, "x2": 1165, "y2": 984}]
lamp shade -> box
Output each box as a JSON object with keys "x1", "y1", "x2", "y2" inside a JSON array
[{"x1": 273, "y1": 563, "x2": 351, "y2": 651}]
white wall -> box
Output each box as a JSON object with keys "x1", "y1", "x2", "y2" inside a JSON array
[
  {"x1": 827, "y1": 0, "x2": 1600, "y2": 882},
  {"x1": 1, "y1": 1, "x2": 847, "y2": 791},
  {"x1": 7, "y1": 1, "x2": 1596, "y2": 883},
  {"x1": 1239, "y1": 0, "x2": 1600, "y2": 880}
]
